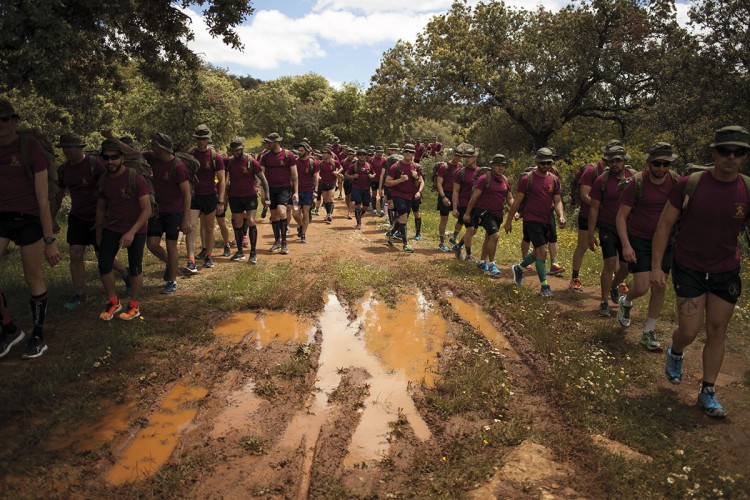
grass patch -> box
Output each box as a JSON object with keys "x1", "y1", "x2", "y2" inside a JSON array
[{"x1": 239, "y1": 434, "x2": 267, "y2": 455}]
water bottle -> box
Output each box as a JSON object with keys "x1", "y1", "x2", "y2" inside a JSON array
[{"x1": 292, "y1": 197, "x2": 300, "y2": 213}]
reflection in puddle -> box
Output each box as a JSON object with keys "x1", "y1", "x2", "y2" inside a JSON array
[
  {"x1": 214, "y1": 311, "x2": 315, "y2": 347},
  {"x1": 47, "y1": 400, "x2": 136, "y2": 452},
  {"x1": 447, "y1": 297, "x2": 517, "y2": 358},
  {"x1": 210, "y1": 380, "x2": 263, "y2": 438},
  {"x1": 105, "y1": 380, "x2": 209, "y2": 485}
]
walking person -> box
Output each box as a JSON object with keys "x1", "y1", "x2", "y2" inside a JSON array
[
  {"x1": 452, "y1": 146, "x2": 480, "y2": 260},
  {"x1": 435, "y1": 149, "x2": 462, "y2": 251},
  {"x1": 385, "y1": 144, "x2": 423, "y2": 253},
  {"x1": 259, "y1": 132, "x2": 298, "y2": 255}
]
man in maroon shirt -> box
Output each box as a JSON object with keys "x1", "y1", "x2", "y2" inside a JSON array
[
  {"x1": 464, "y1": 154, "x2": 514, "y2": 276},
  {"x1": 651, "y1": 126, "x2": 750, "y2": 418},
  {"x1": 435, "y1": 149, "x2": 462, "y2": 251},
  {"x1": 429, "y1": 136, "x2": 443, "y2": 157},
  {"x1": 569, "y1": 141, "x2": 621, "y2": 291},
  {"x1": 95, "y1": 140, "x2": 152, "y2": 322},
  {"x1": 0, "y1": 99, "x2": 61, "y2": 359},
  {"x1": 616, "y1": 142, "x2": 679, "y2": 350},
  {"x1": 385, "y1": 144, "x2": 423, "y2": 252},
  {"x1": 331, "y1": 137, "x2": 342, "y2": 158},
  {"x1": 383, "y1": 143, "x2": 400, "y2": 223},
  {"x1": 369, "y1": 146, "x2": 387, "y2": 217},
  {"x1": 414, "y1": 138, "x2": 425, "y2": 163},
  {"x1": 259, "y1": 132, "x2": 298, "y2": 255},
  {"x1": 226, "y1": 137, "x2": 269, "y2": 263},
  {"x1": 186, "y1": 124, "x2": 225, "y2": 270},
  {"x1": 345, "y1": 149, "x2": 376, "y2": 230},
  {"x1": 56, "y1": 132, "x2": 130, "y2": 308},
  {"x1": 317, "y1": 147, "x2": 340, "y2": 222},
  {"x1": 588, "y1": 146, "x2": 634, "y2": 316},
  {"x1": 505, "y1": 151, "x2": 565, "y2": 297},
  {"x1": 452, "y1": 146, "x2": 480, "y2": 260},
  {"x1": 293, "y1": 142, "x2": 319, "y2": 242},
  {"x1": 342, "y1": 149, "x2": 357, "y2": 220}
]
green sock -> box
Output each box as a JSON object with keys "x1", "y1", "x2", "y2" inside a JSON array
[
  {"x1": 535, "y1": 259, "x2": 547, "y2": 284},
  {"x1": 520, "y1": 252, "x2": 535, "y2": 268}
]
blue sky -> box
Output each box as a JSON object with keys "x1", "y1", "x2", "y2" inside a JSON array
[{"x1": 185, "y1": 0, "x2": 693, "y2": 89}]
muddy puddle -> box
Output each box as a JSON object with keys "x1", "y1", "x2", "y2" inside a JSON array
[
  {"x1": 446, "y1": 296, "x2": 517, "y2": 358},
  {"x1": 213, "y1": 311, "x2": 316, "y2": 346},
  {"x1": 47, "y1": 400, "x2": 137, "y2": 453}
]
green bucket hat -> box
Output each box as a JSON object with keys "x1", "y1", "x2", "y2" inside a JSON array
[
  {"x1": 402, "y1": 143, "x2": 416, "y2": 153},
  {"x1": 386, "y1": 154, "x2": 403, "y2": 166},
  {"x1": 101, "y1": 139, "x2": 123, "y2": 154},
  {"x1": 605, "y1": 145, "x2": 628, "y2": 161},
  {"x1": 534, "y1": 147, "x2": 555, "y2": 163},
  {"x1": 56, "y1": 132, "x2": 86, "y2": 148},
  {"x1": 710, "y1": 126, "x2": 750, "y2": 149},
  {"x1": 645, "y1": 142, "x2": 678, "y2": 163},
  {"x1": 193, "y1": 124, "x2": 212, "y2": 139},
  {"x1": 265, "y1": 132, "x2": 283, "y2": 143},
  {"x1": 601, "y1": 139, "x2": 624, "y2": 153},
  {"x1": 229, "y1": 137, "x2": 246, "y2": 150},
  {"x1": 490, "y1": 154, "x2": 508, "y2": 165},
  {"x1": 387, "y1": 143, "x2": 399, "y2": 150},
  {"x1": 151, "y1": 132, "x2": 174, "y2": 154}
]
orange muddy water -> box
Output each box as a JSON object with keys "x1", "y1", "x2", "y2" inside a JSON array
[
  {"x1": 213, "y1": 311, "x2": 316, "y2": 346},
  {"x1": 446, "y1": 296, "x2": 517, "y2": 358}
]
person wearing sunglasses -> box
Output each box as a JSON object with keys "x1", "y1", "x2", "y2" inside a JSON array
[
  {"x1": 0, "y1": 99, "x2": 61, "y2": 359},
  {"x1": 651, "y1": 126, "x2": 750, "y2": 418},
  {"x1": 615, "y1": 142, "x2": 680, "y2": 351}
]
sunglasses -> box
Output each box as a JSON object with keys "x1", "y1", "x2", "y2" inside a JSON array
[
  {"x1": 101, "y1": 154, "x2": 122, "y2": 161},
  {"x1": 716, "y1": 146, "x2": 749, "y2": 158},
  {"x1": 538, "y1": 161, "x2": 553, "y2": 166},
  {"x1": 651, "y1": 160, "x2": 671, "y2": 167}
]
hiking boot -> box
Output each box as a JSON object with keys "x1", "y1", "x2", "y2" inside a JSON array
[
  {"x1": 540, "y1": 284, "x2": 553, "y2": 297},
  {"x1": 512, "y1": 265, "x2": 524, "y2": 286},
  {"x1": 597, "y1": 301, "x2": 610, "y2": 317},
  {"x1": 270, "y1": 241, "x2": 281, "y2": 253},
  {"x1": 100, "y1": 300, "x2": 122, "y2": 321},
  {"x1": 438, "y1": 243, "x2": 450, "y2": 252},
  {"x1": 697, "y1": 386, "x2": 726, "y2": 418},
  {"x1": 617, "y1": 296, "x2": 632, "y2": 327},
  {"x1": 280, "y1": 244, "x2": 289, "y2": 255},
  {"x1": 21, "y1": 336, "x2": 47, "y2": 359},
  {"x1": 0, "y1": 329, "x2": 24, "y2": 359},
  {"x1": 548, "y1": 263, "x2": 565, "y2": 276},
  {"x1": 414, "y1": 234, "x2": 421, "y2": 241},
  {"x1": 454, "y1": 245, "x2": 462, "y2": 260},
  {"x1": 640, "y1": 331, "x2": 662, "y2": 352},
  {"x1": 204, "y1": 256, "x2": 214, "y2": 268},
  {"x1": 161, "y1": 281, "x2": 178, "y2": 295},
  {"x1": 249, "y1": 252, "x2": 257, "y2": 265},
  {"x1": 569, "y1": 278, "x2": 583, "y2": 292},
  {"x1": 119, "y1": 303, "x2": 140, "y2": 321},
  {"x1": 403, "y1": 244, "x2": 414, "y2": 253},
  {"x1": 478, "y1": 261, "x2": 489, "y2": 272},
  {"x1": 465, "y1": 255, "x2": 476, "y2": 262},
  {"x1": 223, "y1": 245, "x2": 231, "y2": 257},
  {"x1": 301, "y1": 235, "x2": 307, "y2": 243},
  {"x1": 487, "y1": 263, "x2": 500, "y2": 277},
  {"x1": 184, "y1": 260, "x2": 198, "y2": 275},
  {"x1": 665, "y1": 346, "x2": 683, "y2": 384},
  {"x1": 63, "y1": 293, "x2": 86, "y2": 311},
  {"x1": 231, "y1": 251, "x2": 245, "y2": 261},
  {"x1": 196, "y1": 248, "x2": 207, "y2": 260}
]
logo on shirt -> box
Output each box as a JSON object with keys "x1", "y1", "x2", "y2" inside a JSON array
[
  {"x1": 734, "y1": 203, "x2": 746, "y2": 219},
  {"x1": 243, "y1": 165, "x2": 250, "y2": 174},
  {"x1": 120, "y1": 187, "x2": 131, "y2": 199},
  {"x1": 9, "y1": 154, "x2": 21, "y2": 167},
  {"x1": 163, "y1": 171, "x2": 171, "y2": 181},
  {"x1": 81, "y1": 176, "x2": 89, "y2": 186}
]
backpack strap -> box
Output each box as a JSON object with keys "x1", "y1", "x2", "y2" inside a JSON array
[
  {"x1": 681, "y1": 170, "x2": 706, "y2": 212},
  {"x1": 88, "y1": 154, "x2": 100, "y2": 180},
  {"x1": 19, "y1": 132, "x2": 33, "y2": 180},
  {"x1": 600, "y1": 168, "x2": 610, "y2": 194},
  {"x1": 128, "y1": 167, "x2": 137, "y2": 197}
]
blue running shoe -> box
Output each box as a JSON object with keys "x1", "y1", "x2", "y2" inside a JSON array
[
  {"x1": 665, "y1": 345, "x2": 683, "y2": 384},
  {"x1": 697, "y1": 386, "x2": 726, "y2": 418},
  {"x1": 540, "y1": 284, "x2": 553, "y2": 297},
  {"x1": 511, "y1": 264, "x2": 524, "y2": 285},
  {"x1": 478, "y1": 261, "x2": 488, "y2": 272},
  {"x1": 438, "y1": 243, "x2": 450, "y2": 252},
  {"x1": 414, "y1": 234, "x2": 421, "y2": 241},
  {"x1": 488, "y1": 262, "x2": 500, "y2": 276}
]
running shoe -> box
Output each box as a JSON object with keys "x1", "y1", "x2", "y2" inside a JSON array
[
  {"x1": 196, "y1": 248, "x2": 207, "y2": 260},
  {"x1": 478, "y1": 261, "x2": 488, "y2": 272},
  {"x1": 372, "y1": 209, "x2": 377, "y2": 217},
  {"x1": 242, "y1": 236, "x2": 249, "y2": 248},
  {"x1": 230, "y1": 239, "x2": 237, "y2": 247},
  {"x1": 540, "y1": 284, "x2": 553, "y2": 297},
  {"x1": 465, "y1": 255, "x2": 476, "y2": 262},
  {"x1": 63, "y1": 293, "x2": 86, "y2": 311},
  {"x1": 249, "y1": 252, "x2": 257, "y2": 265},
  {"x1": 204, "y1": 256, "x2": 214, "y2": 268},
  {"x1": 312, "y1": 207, "x2": 319, "y2": 216},
  {"x1": 21, "y1": 336, "x2": 47, "y2": 359},
  {"x1": 161, "y1": 281, "x2": 178, "y2": 295},
  {"x1": 355, "y1": 224, "x2": 362, "y2": 230},
  {"x1": 569, "y1": 278, "x2": 583, "y2": 292},
  {"x1": 260, "y1": 207, "x2": 268, "y2": 218},
  {"x1": 100, "y1": 300, "x2": 122, "y2": 321},
  {"x1": 617, "y1": 296, "x2": 632, "y2": 327},
  {"x1": 414, "y1": 234, "x2": 421, "y2": 241},
  {"x1": 597, "y1": 301, "x2": 610, "y2": 317},
  {"x1": 665, "y1": 346, "x2": 683, "y2": 384},
  {"x1": 438, "y1": 243, "x2": 450, "y2": 252},
  {"x1": 403, "y1": 244, "x2": 414, "y2": 253},
  {"x1": 280, "y1": 244, "x2": 289, "y2": 255},
  {"x1": 184, "y1": 260, "x2": 198, "y2": 274},
  {"x1": 270, "y1": 241, "x2": 281, "y2": 253},
  {"x1": 300, "y1": 235, "x2": 307, "y2": 243},
  {"x1": 512, "y1": 265, "x2": 524, "y2": 285},
  {"x1": 697, "y1": 386, "x2": 726, "y2": 418},
  {"x1": 326, "y1": 215, "x2": 332, "y2": 223},
  {"x1": 487, "y1": 263, "x2": 500, "y2": 277},
  {"x1": 548, "y1": 263, "x2": 566, "y2": 276},
  {"x1": 448, "y1": 237, "x2": 457, "y2": 246},
  {"x1": 231, "y1": 251, "x2": 245, "y2": 261},
  {"x1": 618, "y1": 282, "x2": 629, "y2": 296},
  {"x1": 119, "y1": 303, "x2": 140, "y2": 321},
  {"x1": 386, "y1": 236, "x2": 394, "y2": 247},
  {"x1": 640, "y1": 331, "x2": 662, "y2": 351},
  {"x1": 297, "y1": 226, "x2": 303, "y2": 238},
  {"x1": 0, "y1": 329, "x2": 24, "y2": 359},
  {"x1": 379, "y1": 210, "x2": 385, "y2": 217},
  {"x1": 347, "y1": 212, "x2": 353, "y2": 220},
  {"x1": 223, "y1": 246, "x2": 231, "y2": 257}
]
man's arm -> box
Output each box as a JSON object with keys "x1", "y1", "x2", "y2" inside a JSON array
[
  {"x1": 651, "y1": 201, "x2": 680, "y2": 288},
  {"x1": 179, "y1": 180, "x2": 192, "y2": 233},
  {"x1": 553, "y1": 194, "x2": 565, "y2": 228},
  {"x1": 290, "y1": 165, "x2": 299, "y2": 200},
  {"x1": 580, "y1": 184, "x2": 593, "y2": 206},
  {"x1": 35, "y1": 169, "x2": 61, "y2": 265},
  {"x1": 616, "y1": 204, "x2": 634, "y2": 262},
  {"x1": 258, "y1": 172, "x2": 271, "y2": 206},
  {"x1": 503, "y1": 192, "x2": 524, "y2": 233},
  {"x1": 120, "y1": 194, "x2": 152, "y2": 248},
  {"x1": 587, "y1": 199, "x2": 601, "y2": 250},
  {"x1": 464, "y1": 188, "x2": 482, "y2": 222}
]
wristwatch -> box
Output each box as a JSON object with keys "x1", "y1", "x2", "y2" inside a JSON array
[{"x1": 43, "y1": 236, "x2": 56, "y2": 245}]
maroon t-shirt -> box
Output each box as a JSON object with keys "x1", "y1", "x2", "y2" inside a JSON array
[
  {"x1": 297, "y1": 157, "x2": 319, "y2": 192},
  {"x1": 0, "y1": 137, "x2": 50, "y2": 216},
  {"x1": 429, "y1": 142, "x2": 443, "y2": 156},
  {"x1": 517, "y1": 171, "x2": 561, "y2": 224},
  {"x1": 475, "y1": 174, "x2": 510, "y2": 217},
  {"x1": 578, "y1": 161, "x2": 606, "y2": 219},
  {"x1": 99, "y1": 168, "x2": 150, "y2": 234},
  {"x1": 61, "y1": 155, "x2": 107, "y2": 221},
  {"x1": 591, "y1": 169, "x2": 633, "y2": 225},
  {"x1": 331, "y1": 144, "x2": 342, "y2": 157},
  {"x1": 348, "y1": 161, "x2": 373, "y2": 190},
  {"x1": 337, "y1": 150, "x2": 348, "y2": 163},
  {"x1": 261, "y1": 149, "x2": 295, "y2": 189},
  {"x1": 370, "y1": 156, "x2": 387, "y2": 182},
  {"x1": 318, "y1": 159, "x2": 338, "y2": 185},
  {"x1": 414, "y1": 144, "x2": 426, "y2": 163},
  {"x1": 388, "y1": 161, "x2": 420, "y2": 200},
  {"x1": 190, "y1": 149, "x2": 225, "y2": 196},
  {"x1": 436, "y1": 161, "x2": 461, "y2": 194},
  {"x1": 670, "y1": 173, "x2": 750, "y2": 273},
  {"x1": 144, "y1": 152, "x2": 189, "y2": 214},
  {"x1": 620, "y1": 171, "x2": 677, "y2": 239},
  {"x1": 454, "y1": 166, "x2": 479, "y2": 207},
  {"x1": 226, "y1": 154, "x2": 263, "y2": 197}
]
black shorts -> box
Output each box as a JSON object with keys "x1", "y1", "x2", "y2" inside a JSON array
[
  {"x1": 437, "y1": 192, "x2": 452, "y2": 216},
  {"x1": 577, "y1": 214, "x2": 589, "y2": 231},
  {"x1": 457, "y1": 206, "x2": 474, "y2": 228},
  {"x1": 216, "y1": 200, "x2": 227, "y2": 218},
  {"x1": 229, "y1": 195, "x2": 258, "y2": 214},
  {"x1": 392, "y1": 196, "x2": 412, "y2": 216},
  {"x1": 269, "y1": 187, "x2": 291, "y2": 210},
  {"x1": 384, "y1": 186, "x2": 391, "y2": 199},
  {"x1": 476, "y1": 211, "x2": 502, "y2": 236},
  {"x1": 67, "y1": 213, "x2": 97, "y2": 248},
  {"x1": 344, "y1": 180, "x2": 353, "y2": 195},
  {"x1": 298, "y1": 190, "x2": 314, "y2": 207},
  {"x1": 628, "y1": 235, "x2": 672, "y2": 274},
  {"x1": 147, "y1": 212, "x2": 183, "y2": 241},
  {"x1": 190, "y1": 193, "x2": 219, "y2": 215},
  {"x1": 522, "y1": 220, "x2": 552, "y2": 248},
  {"x1": 319, "y1": 184, "x2": 335, "y2": 194},
  {"x1": 598, "y1": 222, "x2": 623, "y2": 260},
  {"x1": 370, "y1": 182, "x2": 380, "y2": 192},
  {"x1": 0, "y1": 212, "x2": 43, "y2": 246},
  {"x1": 672, "y1": 260, "x2": 741, "y2": 305},
  {"x1": 411, "y1": 197, "x2": 422, "y2": 213},
  {"x1": 351, "y1": 187, "x2": 371, "y2": 206},
  {"x1": 98, "y1": 229, "x2": 146, "y2": 277}
]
